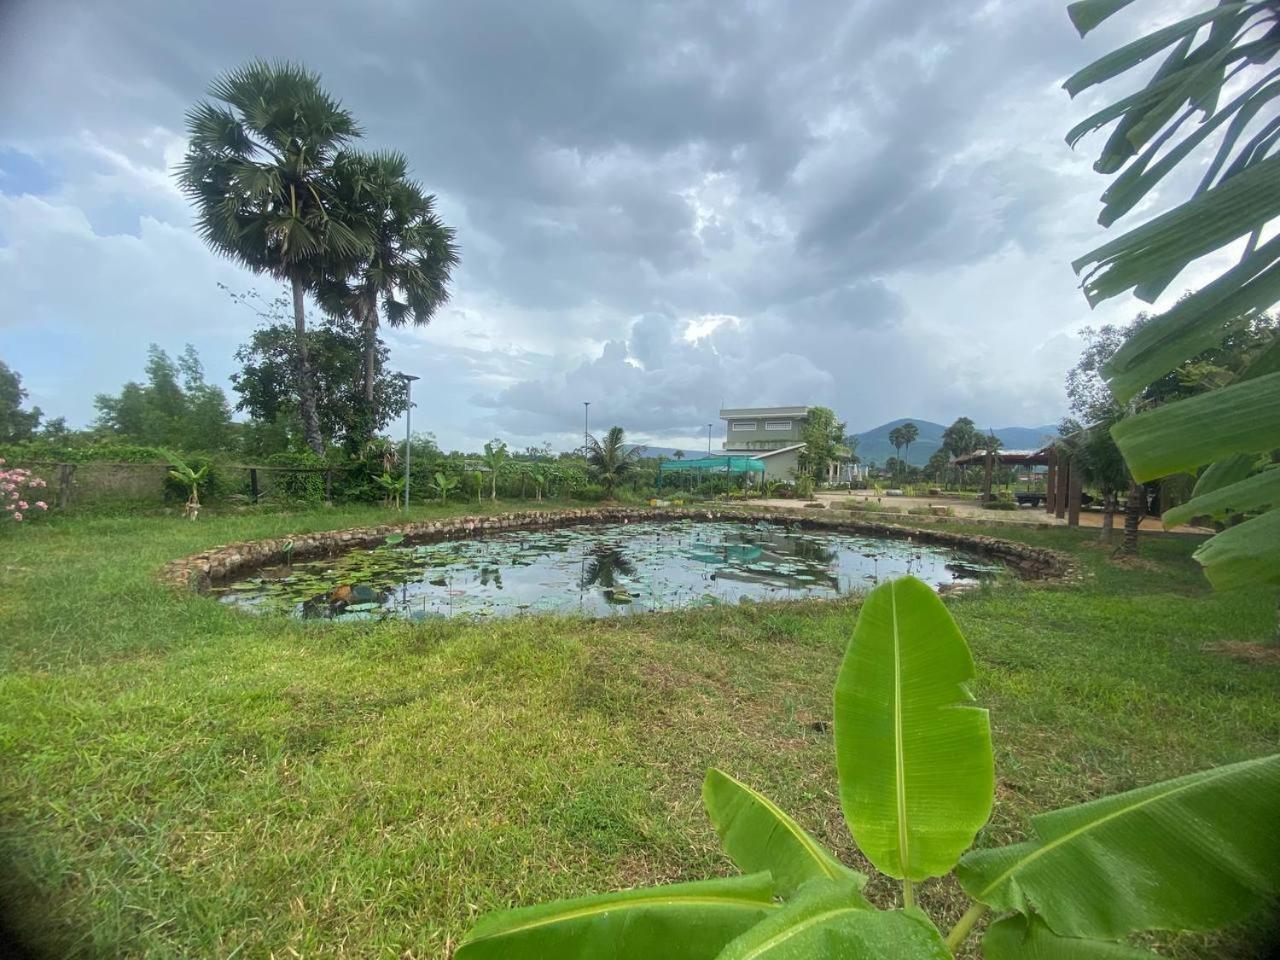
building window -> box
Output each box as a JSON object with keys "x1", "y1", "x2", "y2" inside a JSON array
[
  {"x1": 731, "y1": 420, "x2": 757, "y2": 431},
  {"x1": 764, "y1": 419, "x2": 792, "y2": 431}
]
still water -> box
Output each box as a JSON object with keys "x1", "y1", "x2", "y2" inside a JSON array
[{"x1": 215, "y1": 519, "x2": 1000, "y2": 621}]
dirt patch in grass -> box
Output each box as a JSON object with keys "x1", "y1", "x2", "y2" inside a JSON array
[{"x1": 1202, "y1": 640, "x2": 1280, "y2": 665}]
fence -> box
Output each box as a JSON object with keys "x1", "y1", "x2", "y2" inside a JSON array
[{"x1": 9, "y1": 461, "x2": 346, "y2": 510}]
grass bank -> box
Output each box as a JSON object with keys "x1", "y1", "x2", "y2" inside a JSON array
[{"x1": 1, "y1": 504, "x2": 1277, "y2": 958}]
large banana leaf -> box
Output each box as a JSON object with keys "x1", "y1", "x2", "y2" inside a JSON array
[
  {"x1": 956, "y1": 753, "x2": 1280, "y2": 939},
  {"x1": 714, "y1": 879, "x2": 949, "y2": 960},
  {"x1": 981, "y1": 916, "x2": 1157, "y2": 960},
  {"x1": 1109, "y1": 371, "x2": 1280, "y2": 481},
  {"x1": 1067, "y1": 0, "x2": 1138, "y2": 38},
  {"x1": 1192, "y1": 508, "x2": 1280, "y2": 588},
  {"x1": 455, "y1": 872, "x2": 775, "y2": 960},
  {"x1": 703, "y1": 768, "x2": 865, "y2": 898},
  {"x1": 833, "y1": 576, "x2": 993, "y2": 881},
  {"x1": 1163, "y1": 464, "x2": 1277, "y2": 528}
]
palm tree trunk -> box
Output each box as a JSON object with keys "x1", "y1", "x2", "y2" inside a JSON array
[
  {"x1": 1099, "y1": 493, "x2": 1115, "y2": 540},
  {"x1": 290, "y1": 276, "x2": 325, "y2": 457},
  {"x1": 361, "y1": 305, "x2": 378, "y2": 441},
  {"x1": 1121, "y1": 480, "x2": 1144, "y2": 555}
]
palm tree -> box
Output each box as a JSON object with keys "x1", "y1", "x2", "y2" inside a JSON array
[
  {"x1": 586, "y1": 427, "x2": 644, "y2": 500},
  {"x1": 178, "y1": 61, "x2": 366, "y2": 457},
  {"x1": 481, "y1": 440, "x2": 509, "y2": 500},
  {"x1": 899, "y1": 421, "x2": 919, "y2": 465},
  {"x1": 319, "y1": 151, "x2": 458, "y2": 439},
  {"x1": 672, "y1": 449, "x2": 685, "y2": 461},
  {"x1": 888, "y1": 426, "x2": 906, "y2": 481}
]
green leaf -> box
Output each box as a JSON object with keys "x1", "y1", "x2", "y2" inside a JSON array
[
  {"x1": 1190, "y1": 452, "x2": 1259, "y2": 499},
  {"x1": 956, "y1": 753, "x2": 1280, "y2": 939},
  {"x1": 1067, "y1": 0, "x2": 1139, "y2": 38},
  {"x1": 455, "y1": 872, "x2": 775, "y2": 960},
  {"x1": 384, "y1": 533, "x2": 405, "y2": 546},
  {"x1": 1110, "y1": 372, "x2": 1280, "y2": 481},
  {"x1": 1071, "y1": 152, "x2": 1280, "y2": 306},
  {"x1": 1100, "y1": 235, "x2": 1280, "y2": 402},
  {"x1": 1192, "y1": 508, "x2": 1280, "y2": 588},
  {"x1": 1062, "y1": 5, "x2": 1246, "y2": 98},
  {"x1": 714, "y1": 879, "x2": 949, "y2": 960},
  {"x1": 702, "y1": 768, "x2": 865, "y2": 899},
  {"x1": 981, "y1": 915, "x2": 1158, "y2": 960},
  {"x1": 1164, "y1": 462, "x2": 1274, "y2": 528},
  {"x1": 833, "y1": 576, "x2": 993, "y2": 881},
  {"x1": 1239, "y1": 335, "x2": 1280, "y2": 382}
]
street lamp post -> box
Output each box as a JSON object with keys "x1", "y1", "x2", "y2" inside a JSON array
[
  {"x1": 707, "y1": 423, "x2": 713, "y2": 456},
  {"x1": 394, "y1": 373, "x2": 420, "y2": 511},
  {"x1": 583, "y1": 401, "x2": 591, "y2": 454}
]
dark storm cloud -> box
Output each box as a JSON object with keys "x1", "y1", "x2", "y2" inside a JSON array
[{"x1": 0, "y1": 0, "x2": 1157, "y2": 446}]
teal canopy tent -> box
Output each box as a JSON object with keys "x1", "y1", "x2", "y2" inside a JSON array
[{"x1": 657, "y1": 456, "x2": 764, "y2": 490}]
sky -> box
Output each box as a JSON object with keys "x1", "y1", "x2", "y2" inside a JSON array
[{"x1": 0, "y1": 0, "x2": 1217, "y2": 452}]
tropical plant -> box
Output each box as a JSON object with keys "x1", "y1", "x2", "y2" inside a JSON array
[
  {"x1": 799, "y1": 406, "x2": 847, "y2": 481},
  {"x1": 162, "y1": 449, "x2": 208, "y2": 520},
  {"x1": 899, "y1": 421, "x2": 918, "y2": 464},
  {"x1": 178, "y1": 60, "x2": 367, "y2": 456},
  {"x1": 673, "y1": 449, "x2": 685, "y2": 461},
  {"x1": 456, "y1": 576, "x2": 1280, "y2": 959},
  {"x1": 372, "y1": 470, "x2": 406, "y2": 508},
  {"x1": 1064, "y1": 2, "x2": 1280, "y2": 589},
  {"x1": 317, "y1": 150, "x2": 458, "y2": 441},
  {"x1": 481, "y1": 440, "x2": 509, "y2": 500},
  {"x1": 428, "y1": 470, "x2": 458, "y2": 503},
  {"x1": 585, "y1": 426, "x2": 644, "y2": 499},
  {"x1": 526, "y1": 465, "x2": 548, "y2": 502},
  {"x1": 0, "y1": 362, "x2": 43, "y2": 443}
]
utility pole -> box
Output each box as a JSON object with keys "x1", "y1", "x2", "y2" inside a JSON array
[
  {"x1": 583, "y1": 401, "x2": 591, "y2": 454},
  {"x1": 394, "y1": 373, "x2": 420, "y2": 511},
  {"x1": 707, "y1": 423, "x2": 713, "y2": 456}
]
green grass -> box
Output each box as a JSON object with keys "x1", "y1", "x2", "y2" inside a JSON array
[{"x1": 1, "y1": 504, "x2": 1278, "y2": 958}]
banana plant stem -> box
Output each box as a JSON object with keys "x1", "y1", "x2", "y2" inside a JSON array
[
  {"x1": 945, "y1": 902, "x2": 988, "y2": 953},
  {"x1": 902, "y1": 878, "x2": 915, "y2": 910}
]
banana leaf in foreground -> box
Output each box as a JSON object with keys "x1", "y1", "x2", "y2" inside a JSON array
[
  {"x1": 714, "y1": 878, "x2": 948, "y2": 960},
  {"x1": 956, "y1": 753, "x2": 1280, "y2": 939},
  {"x1": 703, "y1": 768, "x2": 865, "y2": 898},
  {"x1": 982, "y1": 915, "x2": 1158, "y2": 959},
  {"x1": 834, "y1": 576, "x2": 993, "y2": 881},
  {"x1": 454, "y1": 872, "x2": 775, "y2": 960}
]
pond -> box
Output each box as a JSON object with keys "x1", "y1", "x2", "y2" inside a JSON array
[{"x1": 214, "y1": 519, "x2": 1002, "y2": 621}]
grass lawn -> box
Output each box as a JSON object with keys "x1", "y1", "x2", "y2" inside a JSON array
[{"x1": 1, "y1": 503, "x2": 1278, "y2": 958}]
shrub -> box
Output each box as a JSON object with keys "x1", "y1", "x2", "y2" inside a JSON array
[
  {"x1": 0, "y1": 459, "x2": 50, "y2": 524},
  {"x1": 456, "y1": 577, "x2": 1280, "y2": 959},
  {"x1": 983, "y1": 500, "x2": 1018, "y2": 511},
  {"x1": 264, "y1": 451, "x2": 326, "y2": 504},
  {"x1": 573, "y1": 483, "x2": 607, "y2": 502}
]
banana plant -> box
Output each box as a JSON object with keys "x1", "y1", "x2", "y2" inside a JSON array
[
  {"x1": 372, "y1": 471, "x2": 406, "y2": 508},
  {"x1": 162, "y1": 449, "x2": 208, "y2": 521},
  {"x1": 428, "y1": 470, "x2": 459, "y2": 503},
  {"x1": 456, "y1": 576, "x2": 1280, "y2": 959}
]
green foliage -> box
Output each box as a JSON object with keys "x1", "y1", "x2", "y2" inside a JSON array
[
  {"x1": 264, "y1": 451, "x2": 326, "y2": 503},
  {"x1": 94, "y1": 345, "x2": 235, "y2": 452},
  {"x1": 1065, "y1": 2, "x2": 1280, "y2": 588},
  {"x1": 428, "y1": 471, "x2": 459, "y2": 503},
  {"x1": 455, "y1": 873, "x2": 775, "y2": 960},
  {"x1": 460, "y1": 575, "x2": 1280, "y2": 956},
  {"x1": 799, "y1": 407, "x2": 847, "y2": 480},
  {"x1": 0, "y1": 361, "x2": 43, "y2": 443},
  {"x1": 835, "y1": 578, "x2": 992, "y2": 886},
  {"x1": 481, "y1": 441, "x2": 510, "y2": 500},
  {"x1": 585, "y1": 427, "x2": 643, "y2": 499}
]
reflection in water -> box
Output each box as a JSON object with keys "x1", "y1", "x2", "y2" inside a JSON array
[{"x1": 216, "y1": 520, "x2": 1002, "y2": 621}]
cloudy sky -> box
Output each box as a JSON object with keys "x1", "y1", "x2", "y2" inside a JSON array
[{"x1": 0, "y1": 0, "x2": 1209, "y2": 452}]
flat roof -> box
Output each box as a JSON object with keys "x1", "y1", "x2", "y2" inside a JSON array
[{"x1": 720, "y1": 406, "x2": 809, "y2": 419}]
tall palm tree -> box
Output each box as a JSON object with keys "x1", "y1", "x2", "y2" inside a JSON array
[
  {"x1": 178, "y1": 60, "x2": 366, "y2": 456},
  {"x1": 320, "y1": 151, "x2": 458, "y2": 439},
  {"x1": 586, "y1": 426, "x2": 644, "y2": 500},
  {"x1": 899, "y1": 421, "x2": 918, "y2": 465}
]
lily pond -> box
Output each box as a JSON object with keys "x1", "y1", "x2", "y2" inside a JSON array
[{"x1": 215, "y1": 520, "x2": 1002, "y2": 621}]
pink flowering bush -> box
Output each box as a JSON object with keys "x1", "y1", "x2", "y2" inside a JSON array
[{"x1": 0, "y1": 458, "x2": 49, "y2": 524}]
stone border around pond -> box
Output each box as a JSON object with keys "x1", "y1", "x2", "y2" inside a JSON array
[{"x1": 159, "y1": 506, "x2": 1076, "y2": 594}]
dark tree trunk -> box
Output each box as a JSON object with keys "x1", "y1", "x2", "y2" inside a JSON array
[
  {"x1": 1099, "y1": 493, "x2": 1115, "y2": 539},
  {"x1": 361, "y1": 303, "x2": 378, "y2": 442},
  {"x1": 290, "y1": 275, "x2": 325, "y2": 457},
  {"x1": 1121, "y1": 480, "x2": 1144, "y2": 555}
]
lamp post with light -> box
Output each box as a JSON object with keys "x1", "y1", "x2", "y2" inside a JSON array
[{"x1": 393, "y1": 373, "x2": 420, "y2": 511}]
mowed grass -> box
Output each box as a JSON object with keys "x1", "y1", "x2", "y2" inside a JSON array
[{"x1": 1, "y1": 504, "x2": 1278, "y2": 958}]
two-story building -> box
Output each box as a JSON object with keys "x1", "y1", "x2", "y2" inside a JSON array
[{"x1": 719, "y1": 406, "x2": 853, "y2": 483}]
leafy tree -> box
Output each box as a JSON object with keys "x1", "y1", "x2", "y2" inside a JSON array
[
  {"x1": 941, "y1": 417, "x2": 980, "y2": 488},
  {"x1": 480, "y1": 440, "x2": 509, "y2": 500},
  {"x1": 925, "y1": 449, "x2": 951, "y2": 484},
  {"x1": 94, "y1": 345, "x2": 234, "y2": 451},
  {"x1": 1065, "y1": 2, "x2": 1280, "y2": 590},
  {"x1": 428, "y1": 470, "x2": 458, "y2": 503},
  {"x1": 178, "y1": 61, "x2": 366, "y2": 456},
  {"x1": 318, "y1": 150, "x2": 458, "y2": 440},
  {"x1": 586, "y1": 426, "x2": 644, "y2": 499},
  {"x1": 799, "y1": 406, "x2": 846, "y2": 481},
  {"x1": 231, "y1": 306, "x2": 408, "y2": 454},
  {"x1": 672, "y1": 449, "x2": 685, "y2": 461},
  {"x1": 0, "y1": 361, "x2": 43, "y2": 442}
]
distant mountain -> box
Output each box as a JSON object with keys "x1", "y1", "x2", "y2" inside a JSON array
[
  {"x1": 627, "y1": 445, "x2": 712, "y2": 460},
  {"x1": 852, "y1": 418, "x2": 1058, "y2": 467}
]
